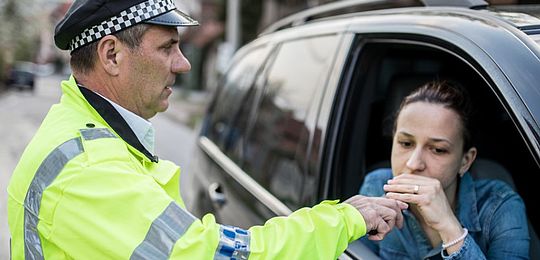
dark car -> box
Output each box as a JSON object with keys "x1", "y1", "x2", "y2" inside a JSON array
[
  {"x1": 5, "y1": 61, "x2": 36, "y2": 91},
  {"x1": 186, "y1": 0, "x2": 540, "y2": 258}
]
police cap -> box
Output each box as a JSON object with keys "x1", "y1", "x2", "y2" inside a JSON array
[{"x1": 54, "y1": 0, "x2": 199, "y2": 51}]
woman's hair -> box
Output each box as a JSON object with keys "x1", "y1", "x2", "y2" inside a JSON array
[{"x1": 393, "y1": 80, "x2": 474, "y2": 151}]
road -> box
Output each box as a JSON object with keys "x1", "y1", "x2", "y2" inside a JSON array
[{"x1": 0, "y1": 75, "x2": 199, "y2": 258}]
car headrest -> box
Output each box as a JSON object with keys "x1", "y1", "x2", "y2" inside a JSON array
[
  {"x1": 382, "y1": 74, "x2": 434, "y2": 137},
  {"x1": 469, "y1": 158, "x2": 516, "y2": 190}
]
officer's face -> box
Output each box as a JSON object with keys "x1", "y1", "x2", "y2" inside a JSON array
[{"x1": 124, "y1": 25, "x2": 191, "y2": 119}]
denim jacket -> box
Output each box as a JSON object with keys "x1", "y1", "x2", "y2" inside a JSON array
[{"x1": 359, "y1": 169, "x2": 529, "y2": 259}]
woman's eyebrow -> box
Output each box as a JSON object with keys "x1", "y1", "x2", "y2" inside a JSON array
[{"x1": 397, "y1": 131, "x2": 453, "y2": 145}]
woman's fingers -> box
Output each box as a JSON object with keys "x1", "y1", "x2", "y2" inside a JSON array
[{"x1": 383, "y1": 183, "x2": 421, "y2": 194}]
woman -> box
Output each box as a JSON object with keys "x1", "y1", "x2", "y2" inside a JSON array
[{"x1": 359, "y1": 80, "x2": 529, "y2": 259}]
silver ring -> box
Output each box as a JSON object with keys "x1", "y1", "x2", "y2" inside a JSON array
[{"x1": 413, "y1": 185, "x2": 419, "y2": 194}]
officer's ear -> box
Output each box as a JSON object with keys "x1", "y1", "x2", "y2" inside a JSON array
[{"x1": 96, "y1": 35, "x2": 125, "y2": 76}]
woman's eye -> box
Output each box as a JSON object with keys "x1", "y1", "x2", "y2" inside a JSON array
[
  {"x1": 398, "y1": 141, "x2": 412, "y2": 148},
  {"x1": 432, "y1": 148, "x2": 448, "y2": 154}
]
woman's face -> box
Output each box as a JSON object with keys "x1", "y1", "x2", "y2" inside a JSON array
[{"x1": 391, "y1": 102, "x2": 476, "y2": 189}]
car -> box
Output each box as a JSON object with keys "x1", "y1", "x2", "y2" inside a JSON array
[
  {"x1": 5, "y1": 61, "x2": 36, "y2": 91},
  {"x1": 185, "y1": 0, "x2": 540, "y2": 259}
]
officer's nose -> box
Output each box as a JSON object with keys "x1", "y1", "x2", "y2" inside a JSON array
[
  {"x1": 405, "y1": 147, "x2": 426, "y2": 173},
  {"x1": 172, "y1": 48, "x2": 191, "y2": 74}
]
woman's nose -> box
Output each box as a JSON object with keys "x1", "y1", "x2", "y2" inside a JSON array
[
  {"x1": 406, "y1": 148, "x2": 426, "y2": 173},
  {"x1": 172, "y1": 49, "x2": 191, "y2": 74}
]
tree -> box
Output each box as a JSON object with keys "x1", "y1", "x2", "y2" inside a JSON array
[{"x1": 0, "y1": 0, "x2": 42, "y2": 85}]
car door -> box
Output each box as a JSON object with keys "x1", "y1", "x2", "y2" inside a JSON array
[
  {"x1": 235, "y1": 34, "x2": 345, "y2": 214},
  {"x1": 193, "y1": 33, "x2": 346, "y2": 229},
  {"x1": 188, "y1": 43, "x2": 273, "y2": 224}
]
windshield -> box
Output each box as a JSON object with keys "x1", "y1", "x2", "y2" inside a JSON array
[
  {"x1": 488, "y1": 4, "x2": 540, "y2": 35},
  {"x1": 488, "y1": 1, "x2": 540, "y2": 6},
  {"x1": 13, "y1": 62, "x2": 35, "y2": 73},
  {"x1": 489, "y1": 3, "x2": 540, "y2": 17}
]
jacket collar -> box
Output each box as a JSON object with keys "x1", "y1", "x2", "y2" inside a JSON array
[
  {"x1": 456, "y1": 172, "x2": 481, "y2": 232},
  {"x1": 61, "y1": 75, "x2": 158, "y2": 163}
]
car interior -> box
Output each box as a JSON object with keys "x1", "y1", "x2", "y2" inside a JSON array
[{"x1": 329, "y1": 38, "x2": 540, "y2": 258}]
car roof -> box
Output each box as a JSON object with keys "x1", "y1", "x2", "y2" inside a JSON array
[{"x1": 261, "y1": 0, "x2": 540, "y2": 35}]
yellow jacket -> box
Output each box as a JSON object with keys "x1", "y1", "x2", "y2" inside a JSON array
[{"x1": 8, "y1": 76, "x2": 367, "y2": 259}]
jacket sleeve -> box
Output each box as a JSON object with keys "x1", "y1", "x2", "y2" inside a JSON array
[
  {"x1": 172, "y1": 200, "x2": 368, "y2": 259},
  {"x1": 248, "y1": 200, "x2": 367, "y2": 259}
]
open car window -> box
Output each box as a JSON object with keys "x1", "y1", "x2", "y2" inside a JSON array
[{"x1": 330, "y1": 36, "x2": 540, "y2": 259}]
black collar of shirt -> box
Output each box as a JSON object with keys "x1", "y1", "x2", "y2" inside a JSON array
[{"x1": 78, "y1": 84, "x2": 159, "y2": 163}]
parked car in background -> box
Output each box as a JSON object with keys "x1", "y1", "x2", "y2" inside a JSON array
[
  {"x1": 5, "y1": 61, "x2": 36, "y2": 91},
  {"x1": 186, "y1": 0, "x2": 540, "y2": 258}
]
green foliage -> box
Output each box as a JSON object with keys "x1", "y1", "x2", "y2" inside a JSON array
[{"x1": 0, "y1": 0, "x2": 40, "y2": 68}]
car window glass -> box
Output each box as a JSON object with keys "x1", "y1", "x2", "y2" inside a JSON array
[
  {"x1": 242, "y1": 35, "x2": 340, "y2": 209},
  {"x1": 222, "y1": 50, "x2": 278, "y2": 162},
  {"x1": 206, "y1": 46, "x2": 270, "y2": 148}
]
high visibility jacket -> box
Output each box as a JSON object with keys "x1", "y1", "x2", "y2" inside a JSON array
[{"x1": 7, "y1": 76, "x2": 367, "y2": 259}]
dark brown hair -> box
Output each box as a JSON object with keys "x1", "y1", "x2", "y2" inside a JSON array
[
  {"x1": 394, "y1": 80, "x2": 474, "y2": 151},
  {"x1": 70, "y1": 24, "x2": 150, "y2": 75}
]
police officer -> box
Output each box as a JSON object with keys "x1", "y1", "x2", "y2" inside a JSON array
[{"x1": 7, "y1": 0, "x2": 407, "y2": 259}]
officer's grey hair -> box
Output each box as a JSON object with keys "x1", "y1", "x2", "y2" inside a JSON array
[{"x1": 70, "y1": 23, "x2": 150, "y2": 75}]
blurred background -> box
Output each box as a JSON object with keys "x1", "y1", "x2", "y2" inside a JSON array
[
  {"x1": 0, "y1": 0, "x2": 534, "y2": 92},
  {"x1": 0, "y1": 0, "x2": 361, "y2": 94}
]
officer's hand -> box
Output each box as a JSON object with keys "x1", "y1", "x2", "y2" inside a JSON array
[{"x1": 344, "y1": 195, "x2": 408, "y2": 241}]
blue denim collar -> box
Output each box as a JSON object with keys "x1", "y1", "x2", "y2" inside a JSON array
[{"x1": 457, "y1": 172, "x2": 482, "y2": 232}]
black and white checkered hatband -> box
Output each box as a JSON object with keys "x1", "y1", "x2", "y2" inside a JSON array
[{"x1": 69, "y1": 0, "x2": 176, "y2": 51}]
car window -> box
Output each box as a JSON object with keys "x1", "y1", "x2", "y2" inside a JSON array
[
  {"x1": 206, "y1": 46, "x2": 270, "y2": 149},
  {"x1": 325, "y1": 38, "x2": 540, "y2": 259},
  {"x1": 240, "y1": 35, "x2": 341, "y2": 209}
]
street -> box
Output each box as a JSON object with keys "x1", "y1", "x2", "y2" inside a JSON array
[{"x1": 0, "y1": 75, "x2": 200, "y2": 258}]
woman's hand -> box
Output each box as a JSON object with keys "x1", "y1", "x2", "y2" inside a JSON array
[{"x1": 383, "y1": 174, "x2": 464, "y2": 244}]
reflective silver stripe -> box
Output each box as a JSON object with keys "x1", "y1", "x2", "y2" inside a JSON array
[
  {"x1": 23, "y1": 137, "x2": 84, "y2": 260},
  {"x1": 214, "y1": 225, "x2": 250, "y2": 260},
  {"x1": 80, "y1": 128, "x2": 116, "y2": 140},
  {"x1": 131, "y1": 202, "x2": 196, "y2": 260}
]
